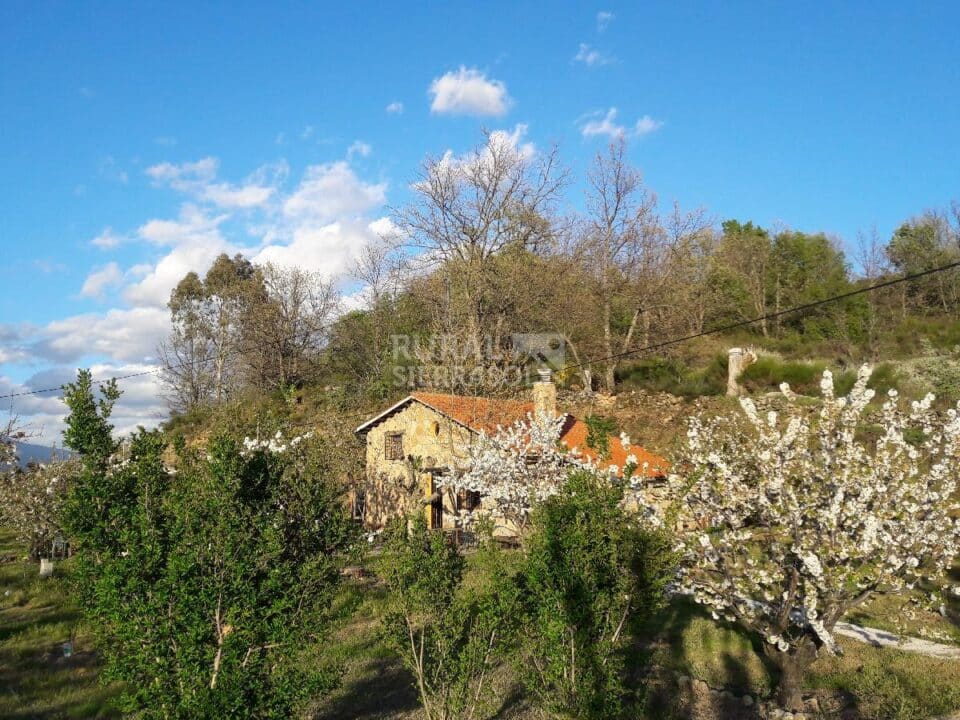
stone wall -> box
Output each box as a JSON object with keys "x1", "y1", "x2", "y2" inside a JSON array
[{"x1": 362, "y1": 402, "x2": 473, "y2": 529}]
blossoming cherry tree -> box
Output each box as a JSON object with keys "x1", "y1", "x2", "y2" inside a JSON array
[{"x1": 671, "y1": 367, "x2": 960, "y2": 710}]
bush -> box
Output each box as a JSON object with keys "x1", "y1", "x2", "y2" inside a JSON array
[
  {"x1": 381, "y1": 516, "x2": 515, "y2": 720},
  {"x1": 514, "y1": 470, "x2": 674, "y2": 719},
  {"x1": 584, "y1": 415, "x2": 619, "y2": 458},
  {"x1": 739, "y1": 356, "x2": 828, "y2": 395},
  {"x1": 617, "y1": 359, "x2": 690, "y2": 393},
  {"x1": 617, "y1": 355, "x2": 727, "y2": 397},
  {"x1": 61, "y1": 371, "x2": 357, "y2": 718},
  {"x1": 834, "y1": 362, "x2": 902, "y2": 398}
]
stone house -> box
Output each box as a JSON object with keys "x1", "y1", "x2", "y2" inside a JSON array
[{"x1": 353, "y1": 373, "x2": 667, "y2": 532}]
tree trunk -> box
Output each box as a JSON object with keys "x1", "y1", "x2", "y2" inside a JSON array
[
  {"x1": 602, "y1": 298, "x2": 615, "y2": 393},
  {"x1": 764, "y1": 641, "x2": 815, "y2": 712}
]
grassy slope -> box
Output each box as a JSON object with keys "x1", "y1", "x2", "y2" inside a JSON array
[
  {"x1": 0, "y1": 529, "x2": 119, "y2": 719},
  {"x1": 640, "y1": 598, "x2": 960, "y2": 720},
  {"x1": 3, "y1": 525, "x2": 960, "y2": 720}
]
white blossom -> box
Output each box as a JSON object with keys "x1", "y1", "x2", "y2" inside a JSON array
[
  {"x1": 437, "y1": 411, "x2": 651, "y2": 533},
  {"x1": 670, "y1": 366, "x2": 960, "y2": 656}
]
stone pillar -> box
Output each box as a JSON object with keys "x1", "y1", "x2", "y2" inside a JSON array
[
  {"x1": 727, "y1": 348, "x2": 745, "y2": 397},
  {"x1": 39, "y1": 558, "x2": 54, "y2": 578},
  {"x1": 532, "y1": 368, "x2": 557, "y2": 417}
]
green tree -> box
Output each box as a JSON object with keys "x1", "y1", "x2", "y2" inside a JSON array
[
  {"x1": 887, "y1": 214, "x2": 960, "y2": 315},
  {"x1": 62, "y1": 369, "x2": 120, "y2": 464},
  {"x1": 60, "y1": 371, "x2": 356, "y2": 716},
  {"x1": 161, "y1": 253, "x2": 258, "y2": 411},
  {"x1": 61, "y1": 370, "x2": 125, "y2": 559},
  {"x1": 715, "y1": 220, "x2": 774, "y2": 335},
  {"x1": 770, "y1": 230, "x2": 862, "y2": 339},
  {"x1": 515, "y1": 471, "x2": 674, "y2": 719},
  {"x1": 382, "y1": 517, "x2": 515, "y2": 720}
]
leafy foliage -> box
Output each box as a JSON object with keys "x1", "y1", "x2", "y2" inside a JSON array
[
  {"x1": 514, "y1": 470, "x2": 674, "y2": 719},
  {"x1": 381, "y1": 516, "x2": 514, "y2": 720},
  {"x1": 584, "y1": 415, "x2": 618, "y2": 458},
  {"x1": 60, "y1": 370, "x2": 357, "y2": 717}
]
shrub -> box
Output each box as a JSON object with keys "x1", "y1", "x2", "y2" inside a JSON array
[
  {"x1": 617, "y1": 356, "x2": 727, "y2": 397},
  {"x1": 61, "y1": 371, "x2": 357, "y2": 717},
  {"x1": 514, "y1": 470, "x2": 674, "y2": 719},
  {"x1": 381, "y1": 516, "x2": 515, "y2": 720},
  {"x1": 739, "y1": 356, "x2": 827, "y2": 395},
  {"x1": 584, "y1": 415, "x2": 618, "y2": 458},
  {"x1": 617, "y1": 359, "x2": 689, "y2": 393}
]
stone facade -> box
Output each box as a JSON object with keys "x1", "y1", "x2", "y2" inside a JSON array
[
  {"x1": 361, "y1": 401, "x2": 474, "y2": 530},
  {"x1": 356, "y1": 384, "x2": 669, "y2": 534}
]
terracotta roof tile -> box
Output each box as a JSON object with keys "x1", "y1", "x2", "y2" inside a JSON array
[
  {"x1": 408, "y1": 392, "x2": 668, "y2": 478},
  {"x1": 410, "y1": 392, "x2": 534, "y2": 435},
  {"x1": 558, "y1": 416, "x2": 667, "y2": 478}
]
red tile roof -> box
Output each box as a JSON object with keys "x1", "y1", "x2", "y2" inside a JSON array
[
  {"x1": 396, "y1": 392, "x2": 668, "y2": 478},
  {"x1": 410, "y1": 392, "x2": 534, "y2": 435},
  {"x1": 557, "y1": 416, "x2": 667, "y2": 478}
]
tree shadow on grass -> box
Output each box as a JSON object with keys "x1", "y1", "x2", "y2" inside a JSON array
[
  {"x1": 313, "y1": 655, "x2": 419, "y2": 720},
  {"x1": 624, "y1": 597, "x2": 774, "y2": 718},
  {"x1": 0, "y1": 643, "x2": 118, "y2": 719}
]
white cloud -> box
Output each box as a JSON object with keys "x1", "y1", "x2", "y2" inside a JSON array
[
  {"x1": 254, "y1": 219, "x2": 380, "y2": 279},
  {"x1": 580, "y1": 108, "x2": 664, "y2": 139},
  {"x1": 597, "y1": 10, "x2": 614, "y2": 31},
  {"x1": 574, "y1": 43, "x2": 613, "y2": 67},
  {"x1": 429, "y1": 67, "x2": 512, "y2": 116},
  {"x1": 0, "y1": 325, "x2": 31, "y2": 365},
  {"x1": 347, "y1": 140, "x2": 373, "y2": 159},
  {"x1": 283, "y1": 162, "x2": 386, "y2": 223},
  {"x1": 154, "y1": 136, "x2": 177, "y2": 147},
  {"x1": 38, "y1": 307, "x2": 169, "y2": 364},
  {"x1": 386, "y1": 101, "x2": 404, "y2": 114},
  {"x1": 146, "y1": 157, "x2": 278, "y2": 209},
  {"x1": 137, "y1": 204, "x2": 228, "y2": 247},
  {"x1": 634, "y1": 115, "x2": 663, "y2": 136},
  {"x1": 301, "y1": 125, "x2": 315, "y2": 140},
  {"x1": 91, "y1": 227, "x2": 125, "y2": 249},
  {"x1": 81, "y1": 262, "x2": 123, "y2": 299}
]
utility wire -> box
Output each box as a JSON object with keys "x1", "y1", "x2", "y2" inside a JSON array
[
  {"x1": 555, "y1": 259, "x2": 960, "y2": 375},
  {"x1": 2, "y1": 258, "x2": 959, "y2": 402}
]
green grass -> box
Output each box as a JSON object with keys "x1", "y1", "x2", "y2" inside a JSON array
[
  {"x1": 637, "y1": 597, "x2": 960, "y2": 719},
  {"x1": 0, "y1": 529, "x2": 120, "y2": 719},
  {"x1": 310, "y1": 552, "x2": 534, "y2": 720},
  {"x1": 6, "y1": 528, "x2": 960, "y2": 720}
]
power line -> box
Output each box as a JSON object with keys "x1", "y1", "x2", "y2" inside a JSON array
[
  {"x1": 3, "y1": 258, "x2": 959, "y2": 402},
  {"x1": 556, "y1": 259, "x2": 960, "y2": 375}
]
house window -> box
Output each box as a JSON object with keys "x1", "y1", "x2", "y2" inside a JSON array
[
  {"x1": 458, "y1": 490, "x2": 481, "y2": 512},
  {"x1": 385, "y1": 432, "x2": 404, "y2": 461}
]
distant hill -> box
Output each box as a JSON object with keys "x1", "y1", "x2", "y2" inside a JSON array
[{"x1": 13, "y1": 443, "x2": 73, "y2": 468}]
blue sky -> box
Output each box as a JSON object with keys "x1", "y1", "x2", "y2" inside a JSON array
[{"x1": 1, "y1": 1, "x2": 959, "y2": 440}]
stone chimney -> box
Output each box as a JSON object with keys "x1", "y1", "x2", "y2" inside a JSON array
[{"x1": 532, "y1": 367, "x2": 557, "y2": 418}]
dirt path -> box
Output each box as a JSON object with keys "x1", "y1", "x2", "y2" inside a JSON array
[{"x1": 836, "y1": 621, "x2": 960, "y2": 659}]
